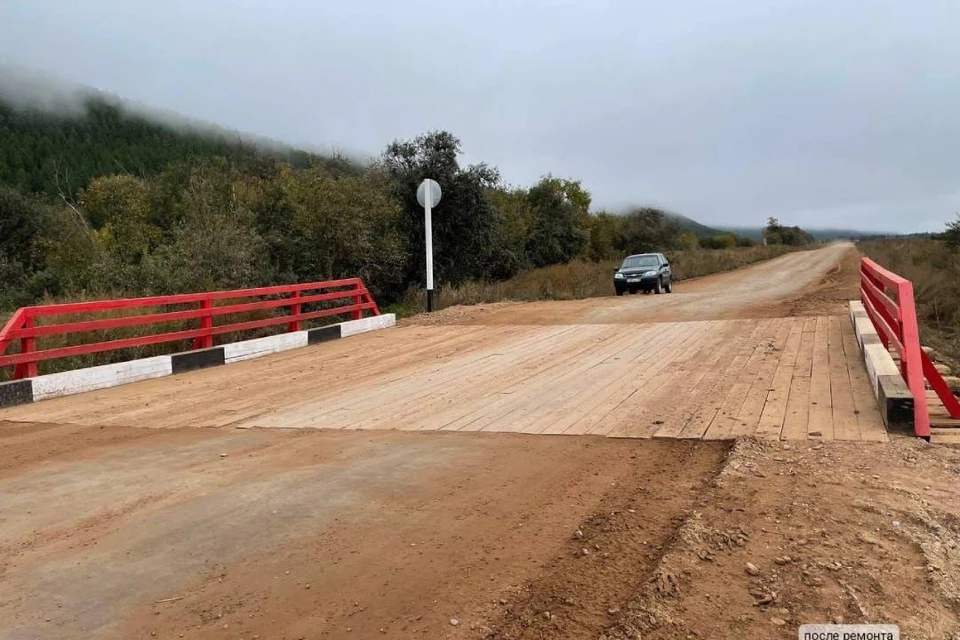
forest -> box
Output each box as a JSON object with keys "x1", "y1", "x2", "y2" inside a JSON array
[{"x1": 0, "y1": 94, "x2": 815, "y2": 314}]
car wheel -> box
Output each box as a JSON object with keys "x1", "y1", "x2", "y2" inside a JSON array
[
  {"x1": 616, "y1": 289, "x2": 624, "y2": 296},
  {"x1": 665, "y1": 280, "x2": 673, "y2": 294},
  {"x1": 654, "y1": 279, "x2": 663, "y2": 294}
]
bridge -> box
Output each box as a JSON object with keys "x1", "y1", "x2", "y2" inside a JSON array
[
  {"x1": 3, "y1": 243, "x2": 960, "y2": 640},
  {"x1": 1, "y1": 243, "x2": 892, "y2": 442}
]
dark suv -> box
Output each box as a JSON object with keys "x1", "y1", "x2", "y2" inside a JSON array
[{"x1": 613, "y1": 253, "x2": 673, "y2": 295}]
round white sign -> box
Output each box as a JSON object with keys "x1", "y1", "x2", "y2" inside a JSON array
[{"x1": 417, "y1": 179, "x2": 442, "y2": 208}]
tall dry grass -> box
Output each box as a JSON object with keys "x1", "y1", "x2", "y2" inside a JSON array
[
  {"x1": 859, "y1": 239, "x2": 960, "y2": 365},
  {"x1": 400, "y1": 245, "x2": 798, "y2": 311}
]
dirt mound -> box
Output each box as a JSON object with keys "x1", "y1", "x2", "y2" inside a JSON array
[{"x1": 601, "y1": 437, "x2": 960, "y2": 640}]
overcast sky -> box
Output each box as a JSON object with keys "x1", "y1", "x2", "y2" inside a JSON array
[{"x1": 1, "y1": 0, "x2": 958, "y2": 232}]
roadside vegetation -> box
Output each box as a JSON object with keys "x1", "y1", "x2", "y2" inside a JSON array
[
  {"x1": 0, "y1": 95, "x2": 818, "y2": 315},
  {"x1": 0, "y1": 93, "x2": 819, "y2": 377},
  {"x1": 859, "y1": 216, "x2": 960, "y2": 365}
]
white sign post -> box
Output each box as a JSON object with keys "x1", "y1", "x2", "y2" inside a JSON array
[{"x1": 416, "y1": 179, "x2": 442, "y2": 312}]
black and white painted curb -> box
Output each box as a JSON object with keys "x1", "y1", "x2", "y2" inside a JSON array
[
  {"x1": 0, "y1": 314, "x2": 395, "y2": 409},
  {"x1": 848, "y1": 301, "x2": 913, "y2": 429}
]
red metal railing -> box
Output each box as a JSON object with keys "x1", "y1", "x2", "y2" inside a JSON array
[
  {"x1": 860, "y1": 258, "x2": 960, "y2": 438},
  {"x1": 0, "y1": 279, "x2": 379, "y2": 379}
]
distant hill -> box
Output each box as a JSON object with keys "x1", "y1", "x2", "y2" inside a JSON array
[
  {"x1": 718, "y1": 226, "x2": 875, "y2": 242},
  {"x1": 664, "y1": 212, "x2": 723, "y2": 238},
  {"x1": 0, "y1": 73, "x2": 356, "y2": 198}
]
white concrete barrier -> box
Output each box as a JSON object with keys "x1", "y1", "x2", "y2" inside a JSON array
[
  {"x1": 340, "y1": 314, "x2": 396, "y2": 337},
  {"x1": 848, "y1": 300, "x2": 913, "y2": 429},
  {"x1": 223, "y1": 331, "x2": 309, "y2": 364},
  {"x1": 32, "y1": 356, "x2": 172, "y2": 401},
  {"x1": 1, "y1": 314, "x2": 396, "y2": 408}
]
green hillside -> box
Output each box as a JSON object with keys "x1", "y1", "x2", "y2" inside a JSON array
[
  {"x1": 664, "y1": 212, "x2": 722, "y2": 238},
  {"x1": 0, "y1": 93, "x2": 347, "y2": 198}
]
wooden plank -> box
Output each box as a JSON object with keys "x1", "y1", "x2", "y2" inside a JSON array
[
  {"x1": 604, "y1": 321, "x2": 731, "y2": 438},
  {"x1": 729, "y1": 318, "x2": 794, "y2": 437},
  {"x1": 440, "y1": 325, "x2": 621, "y2": 432},
  {"x1": 296, "y1": 325, "x2": 548, "y2": 428},
  {"x1": 829, "y1": 315, "x2": 861, "y2": 441},
  {"x1": 654, "y1": 320, "x2": 765, "y2": 439},
  {"x1": 684, "y1": 319, "x2": 775, "y2": 439},
  {"x1": 549, "y1": 322, "x2": 704, "y2": 436},
  {"x1": 498, "y1": 324, "x2": 674, "y2": 434},
  {"x1": 593, "y1": 321, "x2": 721, "y2": 437},
  {"x1": 931, "y1": 432, "x2": 960, "y2": 444},
  {"x1": 931, "y1": 426, "x2": 960, "y2": 434},
  {"x1": 704, "y1": 318, "x2": 784, "y2": 440},
  {"x1": 391, "y1": 325, "x2": 592, "y2": 430},
  {"x1": 338, "y1": 325, "x2": 580, "y2": 430},
  {"x1": 780, "y1": 324, "x2": 815, "y2": 440},
  {"x1": 754, "y1": 320, "x2": 804, "y2": 438},
  {"x1": 841, "y1": 317, "x2": 889, "y2": 442},
  {"x1": 807, "y1": 316, "x2": 834, "y2": 440},
  {"x1": 456, "y1": 324, "x2": 652, "y2": 433}
]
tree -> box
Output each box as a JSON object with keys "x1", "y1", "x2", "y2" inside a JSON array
[
  {"x1": 945, "y1": 214, "x2": 960, "y2": 250},
  {"x1": 676, "y1": 231, "x2": 700, "y2": 251},
  {"x1": 487, "y1": 186, "x2": 535, "y2": 274},
  {"x1": 0, "y1": 185, "x2": 46, "y2": 272},
  {"x1": 81, "y1": 174, "x2": 160, "y2": 266},
  {"x1": 379, "y1": 131, "x2": 502, "y2": 287},
  {"x1": 0, "y1": 186, "x2": 49, "y2": 307},
  {"x1": 525, "y1": 176, "x2": 590, "y2": 267},
  {"x1": 764, "y1": 216, "x2": 813, "y2": 246},
  {"x1": 615, "y1": 207, "x2": 681, "y2": 254},
  {"x1": 586, "y1": 211, "x2": 620, "y2": 261}
]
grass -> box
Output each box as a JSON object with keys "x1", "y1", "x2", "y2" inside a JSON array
[
  {"x1": 858, "y1": 239, "x2": 960, "y2": 367},
  {"x1": 399, "y1": 245, "x2": 800, "y2": 313}
]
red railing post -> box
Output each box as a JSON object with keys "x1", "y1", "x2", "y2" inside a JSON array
[
  {"x1": 351, "y1": 283, "x2": 363, "y2": 320},
  {"x1": 896, "y1": 282, "x2": 931, "y2": 438},
  {"x1": 194, "y1": 298, "x2": 214, "y2": 350},
  {"x1": 287, "y1": 290, "x2": 302, "y2": 332},
  {"x1": 13, "y1": 313, "x2": 37, "y2": 379}
]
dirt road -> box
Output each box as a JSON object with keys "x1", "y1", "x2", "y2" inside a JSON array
[
  {"x1": 409, "y1": 242, "x2": 854, "y2": 326},
  {"x1": 0, "y1": 424, "x2": 726, "y2": 639},
  {"x1": 3, "y1": 243, "x2": 960, "y2": 639}
]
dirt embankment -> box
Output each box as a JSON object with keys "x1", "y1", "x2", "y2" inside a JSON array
[{"x1": 473, "y1": 437, "x2": 960, "y2": 640}]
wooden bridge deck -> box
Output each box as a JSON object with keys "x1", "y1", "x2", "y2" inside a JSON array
[{"x1": 0, "y1": 315, "x2": 887, "y2": 442}]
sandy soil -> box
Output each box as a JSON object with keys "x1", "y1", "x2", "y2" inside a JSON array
[
  {"x1": 4, "y1": 243, "x2": 959, "y2": 640},
  {"x1": 0, "y1": 424, "x2": 726, "y2": 640}
]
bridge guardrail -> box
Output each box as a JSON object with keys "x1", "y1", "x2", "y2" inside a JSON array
[
  {"x1": 0, "y1": 279, "x2": 379, "y2": 379},
  {"x1": 860, "y1": 257, "x2": 960, "y2": 437}
]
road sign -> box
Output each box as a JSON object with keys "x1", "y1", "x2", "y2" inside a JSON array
[
  {"x1": 418, "y1": 179, "x2": 441, "y2": 312},
  {"x1": 417, "y1": 179, "x2": 442, "y2": 208}
]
